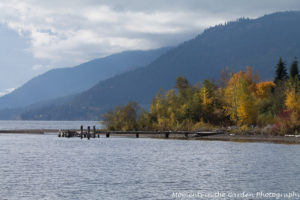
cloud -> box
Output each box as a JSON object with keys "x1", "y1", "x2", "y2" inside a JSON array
[
  {"x1": 0, "y1": 0, "x2": 299, "y2": 69},
  {"x1": 0, "y1": 88, "x2": 16, "y2": 97},
  {"x1": 32, "y1": 64, "x2": 51, "y2": 71},
  {"x1": 32, "y1": 64, "x2": 43, "y2": 71}
]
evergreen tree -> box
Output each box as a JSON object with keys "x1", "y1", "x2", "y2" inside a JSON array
[
  {"x1": 290, "y1": 57, "x2": 299, "y2": 79},
  {"x1": 274, "y1": 58, "x2": 288, "y2": 84}
]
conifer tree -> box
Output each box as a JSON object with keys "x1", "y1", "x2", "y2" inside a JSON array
[
  {"x1": 290, "y1": 57, "x2": 299, "y2": 79},
  {"x1": 274, "y1": 58, "x2": 288, "y2": 84}
]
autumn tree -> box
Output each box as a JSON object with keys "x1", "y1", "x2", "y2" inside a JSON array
[
  {"x1": 285, "y1": 89, "x2": 300, "y2": 112},
  {"x1": 285, "y1": 77, "x2": 300, "y2": 113},
  {"x1": 224, "y1": 67, "x2": 257, "y2": 126},
  {"x1": 237, "y1": 80, "x2": 256, "y2": 126},
  {"x1": 175, "y1": 76, "x2": 189, "y2": 98},
  {"x1": 102, "y1": 59, "x2": 300, "y2": 134},
  {"x1": 255, "y1": 81, "x2": 275, "y2": 99},
  {"x1": 102, "y1": 101, "x2": 141, "y2": 131},
  {"x1": 220, "y1": 67, "x2": 231, "y2": 88},
  {"x1": 284, "y1": 78, "x2": 300, "y2": 133},
  {"x1": 200, "y1": 80, "x2": 217, "y2": 123},
  {"x1": 255, "y1": 81, "x2": 276, "y2": 126}
]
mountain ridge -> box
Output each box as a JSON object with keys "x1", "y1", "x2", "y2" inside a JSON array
[
  {"x1": 0, "y1": 47, "x2": 171, "y2": 110},
  {"x1": 19, "y1": 11, "x2": 300, "y2": 120}
]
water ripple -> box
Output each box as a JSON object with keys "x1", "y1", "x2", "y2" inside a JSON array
[{"x1": 0, "y1": 135, "x2": 300, "y2": 199}]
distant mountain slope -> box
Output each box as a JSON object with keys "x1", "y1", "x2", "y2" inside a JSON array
[
  {"x1": 0, "y1": 47, "x2": 171, "y2": 109},
  {"x1": 21, "y1": 11, "x2": 300, "y2": 120}
]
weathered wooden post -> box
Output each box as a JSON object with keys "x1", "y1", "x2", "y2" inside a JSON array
[
  {"x1": 165, "y1": 133, "x2": 169, "y2": 138},
  {"x1": 93, "y1": 126, "x2": 96, "y2": 138},
  {"x1": 87, "y1": 126, "x2": 90, "y2": 140},
  {"x1": 80, "y1": 125, "x2": 83, "y2": 139}
]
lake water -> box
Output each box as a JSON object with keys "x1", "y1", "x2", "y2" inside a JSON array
[{"x1": 0, "y1": 123, "x2": 300, "y2": 199}]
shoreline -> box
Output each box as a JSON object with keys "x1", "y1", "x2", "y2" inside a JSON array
[
  {"x1": 106, "y1": 133, "x2": 300, "y2": 145},
  {"x1": 1, "y1": 129, "x2": 300, "y2": 144},
  {"x1": 193, "y1": 133, "x2": 300, "y2": 144}
]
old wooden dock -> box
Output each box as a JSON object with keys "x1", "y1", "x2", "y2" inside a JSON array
[{"x1": 58, "y1": 125, "x2": 223, "y2": 139}]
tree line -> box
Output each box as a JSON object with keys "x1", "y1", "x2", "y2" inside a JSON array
[{"x1": 102, "y1": 57, "x2": 300, "y2": 135}]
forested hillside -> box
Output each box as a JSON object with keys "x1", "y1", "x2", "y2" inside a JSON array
[{"x1": 20, "y1": 11, "x2": 300, "y2": 120}]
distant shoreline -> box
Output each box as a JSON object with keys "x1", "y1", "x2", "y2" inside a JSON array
[
  {"x1": 1, "y1": 130, "x2": 300, "y2": 144},
  {"x1": 111, "y1": 133, "x2": 300, "y2": 145}
]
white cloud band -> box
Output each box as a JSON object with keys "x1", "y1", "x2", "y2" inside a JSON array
[{"x1": 0, "y1": 0, "x2": 299, "y2": 69}]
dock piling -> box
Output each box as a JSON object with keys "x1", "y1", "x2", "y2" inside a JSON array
[
  {"x1": 87, "y1": 126, "x2": 90, "y2": 140},
  {"x1": 93, "y1": 126, "x2": 96, "y2": 138},
  {"x1": 165, "y1": 133, "x2": 169, "y2": 138}
]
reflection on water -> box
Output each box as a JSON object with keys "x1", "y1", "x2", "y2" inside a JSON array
[{"x1": 0, "y1": 134, "x2": 300, "y2": 199}]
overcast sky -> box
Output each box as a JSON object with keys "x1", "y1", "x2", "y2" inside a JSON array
[{"x1": 0, "y1": 0, "x2": 299, "y2": 95}]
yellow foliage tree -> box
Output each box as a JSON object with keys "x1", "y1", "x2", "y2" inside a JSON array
[
  {"x1": 224, "y1": 67, "x2": 258, "y2": 126},
  {"x1": 237, "y1": 87, "x2": 256, "y2": 125},
  {"x1": 255, "y1": 81, "x2": 275, "y2": 99},
  {"x1": 283, "y1": 84, "x2": 300, "y2": 133},
  {"x1": 285, "y1": 89, "x2": 300, "y2": 113},
  {"x1": 201, "y1": 86, "x2": 213, "y2": 106},
  {"x1": 285, "y1": 78, "x2": 300, "y2": 113},
  {"x1": 224, "y1": 72, "x2": 241, "y2": 123}
]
